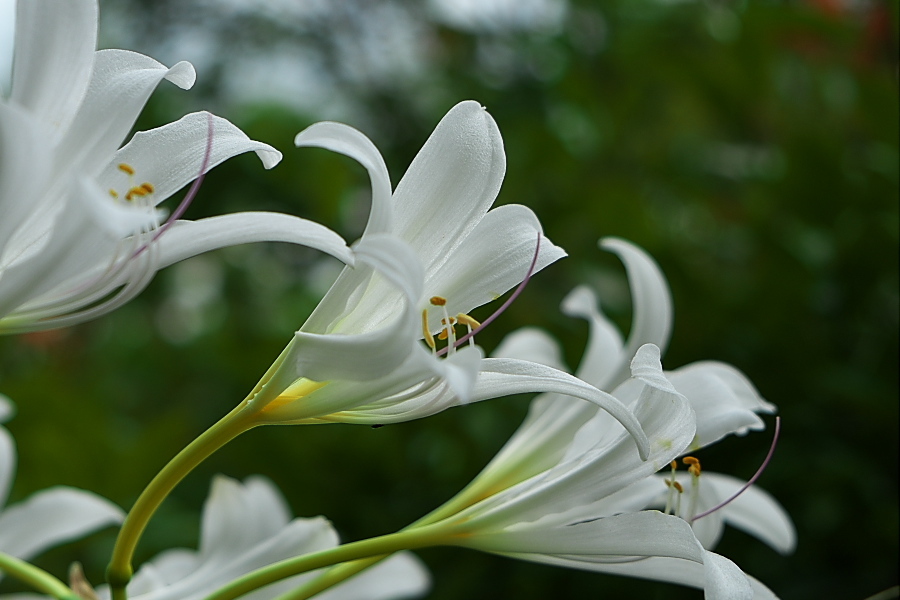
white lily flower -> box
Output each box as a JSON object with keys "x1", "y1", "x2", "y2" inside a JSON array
[
  {"x1": 0, "y1": 394, "x2": 124, "y2": 578},
  {"x1": 447, "y1": 238, "x2": 793, "y2": 598},
  {"x1": 232, "y1": 101, "x2": 646, "y2": 433},
  {"x1": 0, "y1": 0, "x2": 355, "y2": 334},
  {"x1": 406, "y1": 344, "x2": 758, "y2": 600},
  {"x1": 92, "y1": 475, "x2": 429, "y2": 600}
]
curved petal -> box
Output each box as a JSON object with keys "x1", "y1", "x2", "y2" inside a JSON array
[
  {"x1": 152, "y1": 212, "x2": 354, "y2": 268},
  {"x1": 392, "y1": 100, "x2": 506, "y2": 274},
  {"x1": 0, "y1": 426, "x2": 14, "y2": 509},
  {"x1": 465, "y1": 346, "x2": 693, "y2": 529},
  {"x1": 10, "y1": 0, "x2": 96, "y2": 137},
  {"x1": 460, "y1": 511, "x2": 704, "y2": 563},
  {"x1": 198, "y1": 476, "x2": 293, "y2": 560},
  {"x1": 99, "y1": 112, "x2": 281, "y2": 204},
  {"x1": 666, "y1": 362, "x2": 774, "y2": 449},
  {"x1": 421, "y1": 204, "x2": 566, "y2": 330},
  {"x1": 270, "y1": 234, "x2": 423, "y2": 387},
  {"x1": 491, "y1": 327, "x2": 568, "y2": 372},
  {"x1": 703, "y1": 551, "x2": 754, "y2": 600},
  {"x1": 599, "y1": 237, "x2": 673, "y2": 388},
  {"x1": 58, "y1": 49, "x2": 196, "y2": 176},
  {"x1": 702, "y1": 473, "x2": 796, "y2": 555},
  {"x1": 0, "y1": 486, "x2": 123, "y2": 559},
  {"x1": 561, "y1": 285, "x2": 625, "y2": 389},
  {"x1": 0, "y1": 105, "x2": 53, "y2": 253},
  {"x1": 295, "y1": 121, "x2": 392, "y2": 237},
  {"x1": 473, "y1": 357, "x2": 651, "y2": 460}
]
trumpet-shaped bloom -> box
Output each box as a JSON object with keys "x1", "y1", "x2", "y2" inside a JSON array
[
  {"x1": 237, "y1": 100, "x2": 651, "y2": 445},
  {"x1": 409, "y1": 344, "x2": 759, "y2": 599},
  {"x1": 92, "y1": 475, "x2": 429, "y2": 600},
  {"x1": 0, "y1": 0, "x2": 354, "y2": 334},
  {"x1": 0, "y1": 394, "x2": 124, "y2": 577},
  {"x1": 427, "y1": 238, "x2": 792, "y2": 598}
]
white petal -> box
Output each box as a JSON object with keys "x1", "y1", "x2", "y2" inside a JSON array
[
  {"x1": 473, "y1": 357, "x2": 651, "y2": 460},
  {"x1": 269, "y1": 234, "x2": 423, "y2": 389},
  {"x1": 560, "y1": 285, "x2": 625, "y2": 389},
  {"x1": 392, "y1": 100, "x2": 506, "y2": 274},
  {"x1": 99, "y1": 112, "x2": 281, "y2": 205},
  {"x1": 295, "y1": 121, "x2": 392, "y2": 237},
  {"x1": 9, "y1": 0, "x2": 96, "y2": 136},
  {"x1": 78, "y1": 177, "x2": 163, "y2": 237},
  {"x1": 666, "y1": 362, "x2": 774, "y2": 449},
  {"x1": 421, "y1": 204, "x2": 566, "y2": 329},
  {"x1": 57, "y1": 49, "x2": 196, "y2": 176},
  {"x1": 492, "y1": 327, "x2": 568, "y2": 372},
  {"x1": 465, "y1": 346, "x2": 693, "y2": 528},
  {"x1": 0, "y1": 486, "x2": 123, "y2": 559},
  {"x1": 703, "y1": 473, "x2": 796, "y2": 555},
  {"x1": 598, "y1": 237, "x2": 673, "y2": 388},
  {"x1": 198, "y1": 475, "x2": 292, "y2": 560},
  {"x1": 0, "y1": 105, "x2": 52, "y2": 254},
  {"x1": 0, "y1": 426, "x2": 14, "y2": 508},
  {"x1": 462, "y1": 511, "x2": 704, "y2": 563},
  {"x1": 153, "y1": 212, "x2": 354, "y2": 269},
  {"x1": 703, "y1": 551, "x2": 753, "y2": 600}
]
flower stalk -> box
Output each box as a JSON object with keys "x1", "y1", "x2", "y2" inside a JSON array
[{"x1": 0, "y1": 551, "x2": 78, "y2": 600}]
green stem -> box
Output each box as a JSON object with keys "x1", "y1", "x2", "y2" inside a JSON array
[
  {"x1": 282, "y1": 496, "x2": 474, "y2": 599},
  {"x1": 277, "y1": 558, "x2": 386, "y2": 600},
  {"x1": 203, "y1": 523, "x2": 451, "y2": 600},
  {"x1": 106, "y1": 403, "x2": 258, "y2": 600},
  {"x1": 0, "y1": 551, "x2": 77, "y2": 599}
]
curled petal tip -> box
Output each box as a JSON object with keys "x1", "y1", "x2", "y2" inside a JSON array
[{"x1": 164, "y1": 60, "x2": 197, "y2": 89}]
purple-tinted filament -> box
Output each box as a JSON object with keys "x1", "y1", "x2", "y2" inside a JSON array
[
  {"x1": 436, "y1": 233, "x2": 541, "y2": 357},
  {"x1": 691, "y1": 416, "x2": 782, "y2": 522}
]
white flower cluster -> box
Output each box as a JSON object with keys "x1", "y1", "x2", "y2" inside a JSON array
[{"x1": 0, "y1": 1, "x2": 794, "y2": 599}]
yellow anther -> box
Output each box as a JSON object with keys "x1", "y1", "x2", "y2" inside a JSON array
[
  {"x1": 140, "y1": 182, "x2": 155, "y2": 194},
  {"x1": 422, "y1": 310, "x2": 436, "y2": 350},
  {"x1": 689, "y1": 464, "x2": 701, "y2": 477},
  {"x1": 430, "y1": 296, "x2": 447, "y2": 306},
  {"x1": 440, "y1": 317, "x2": 456, "y2": 325},
  {"x1": 456, "y1": 313, "x2": 481, "y2": 329},
  {"x1": 109, "y1": 189, "x2": 119, "y2": 198},
  {"x1": 682, "y1": 456, "x2": 700, "y2": 466},
  {"x1": 673, "y1": 481, "x2": 684, "y2": 493},
  {"x1": 128, "y1": 186, "x2": 148, "y2": 197},
  {"x1": 118, "y1": 163, "x2": 135, "y2": 175},
  {"x1": 670, "y1": 460, "x2": 678, "y2": 470},
  {"x1": 438, "y1": 328, "x2": 449, "y2": 340}
]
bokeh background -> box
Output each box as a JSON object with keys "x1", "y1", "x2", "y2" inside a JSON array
[{"x1": 1, "y1": 0, "x2": 897, "y2": 598}]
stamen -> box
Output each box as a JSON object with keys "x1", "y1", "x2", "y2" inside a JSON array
[
  {"x1": 691, "y1": 416, "x2": 782, "y2": 523},
  {"x1": 430, "y1": 296, "x2": 447, "y2": 306},
  {"x1": 438, "y1": 232, "x2": 542, "y2": 356},
  {"x1": 118, "y1": 163, "x2": 135, "y2": 175},
  {"x1": 109, "y1": 189, "x2": 119, "y2": 199},
  {"x1": 456, "y1": 313, "x2": 481, "y2": 329},
  {"x1": 140, "y1": 182, "x2": 155, "y2": 194},
  {"x1": 422, "y1": 309, "x2": 436, "y2": 351}
]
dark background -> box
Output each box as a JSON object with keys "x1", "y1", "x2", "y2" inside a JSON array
[{"x1": 1, "y1": 1, "x2": 897, "y2": 598}]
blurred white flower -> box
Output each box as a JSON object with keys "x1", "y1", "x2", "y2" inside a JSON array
[
  {"x1": 95, "y1": 475, "x2": 429, "y2": 600},
  {"x1": 0, "y1": 394, "x2": 124, "y2": 577}
]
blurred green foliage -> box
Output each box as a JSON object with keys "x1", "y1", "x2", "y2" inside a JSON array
[{"x1": 1, "y1": 1, "x2": 897, "y2": 598}]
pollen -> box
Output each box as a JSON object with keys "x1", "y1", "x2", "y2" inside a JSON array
[
  {"x1": 109, "y1": 189, "x2": 119, "y2": 198},
  {"x1": 118, "y1": 163, "x2": 135, "y2": 175},
  {"x1": 456, "y1": 313, "x2": 481, "y2": 329},
  {"x1": 140, "y1": 182, "x2": 155, "y2": 194},
  {"x1": 683, "y1": 456, "x2": 701, "y2": 477},
  {"x1": 672, "y1": 481, "x2": 684, "y2": 493},
  {"x1": 422, "y1": 309, "x2": 436, "y2": 351},
  {"x1": 430, "y1": 296, "x2": 447, "y2": 306}
]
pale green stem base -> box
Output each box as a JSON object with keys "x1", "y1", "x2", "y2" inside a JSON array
[
  {"x1": 0, "y1": 551, "x2": 77, "y2": 599},
  {"x1": 106, "y1": 403, "x2": 258, "y2": 600},
  {"x1": 203, "y1": 523, "x2": 452, "y2": 600}
]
